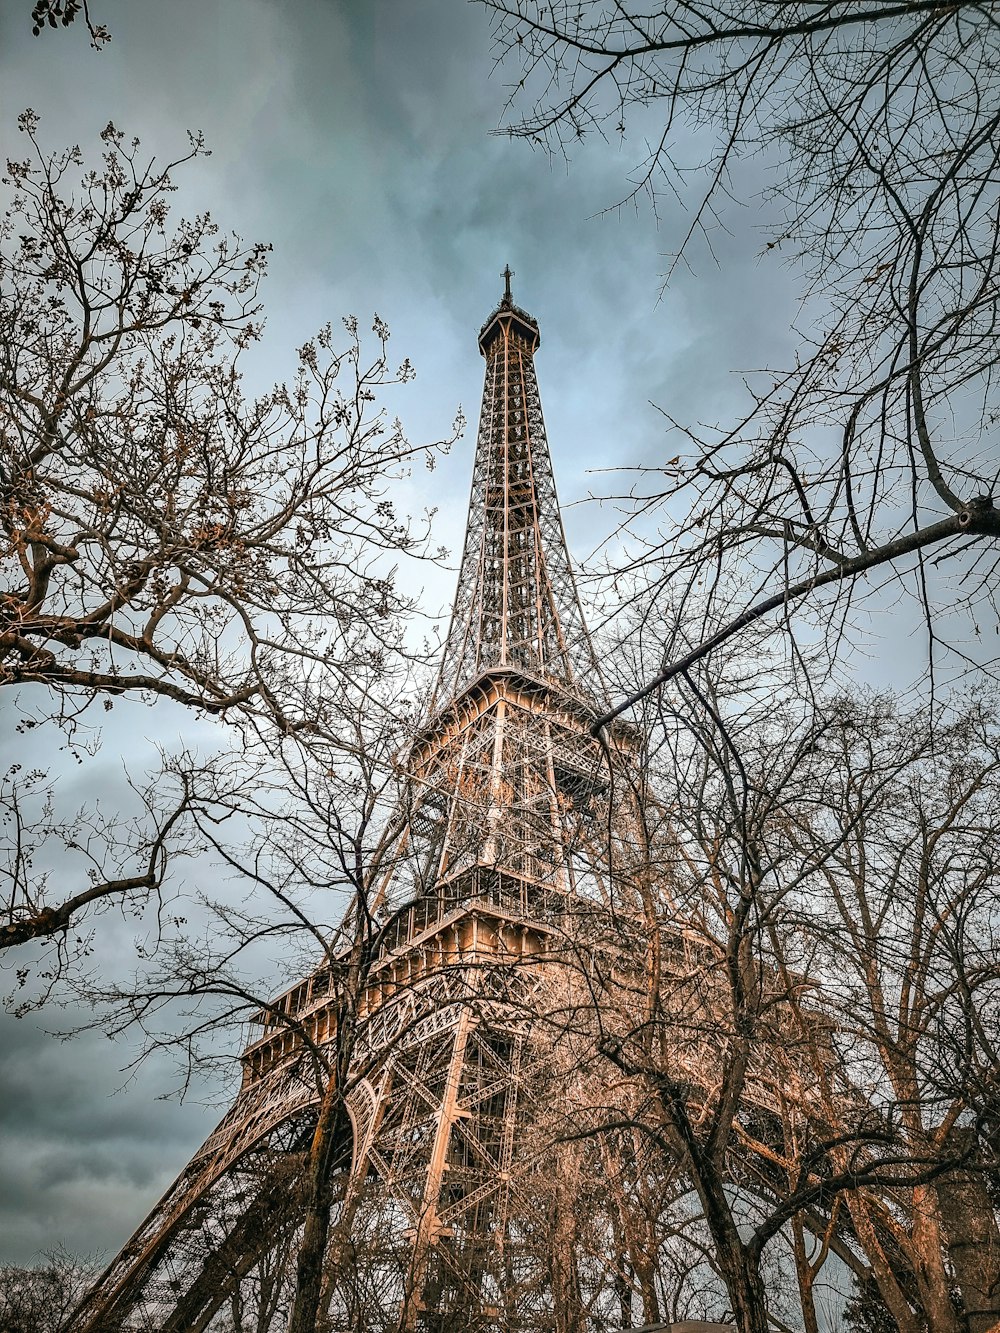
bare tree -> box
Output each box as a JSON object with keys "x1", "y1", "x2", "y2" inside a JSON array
[
  {"x1": 0, "y1": 1249, "x2": 93, "y2": 1333},
  {"x1": 1, "y1": 113, "x2": 454, "y2": 959},
  {"x1": 482, "y1": 2, "x2": 1000, "y2": 719},
  {"x1": 479, "y1": 10, "x2": 1000, "y2": 1323},
  {"x1": 65, "y1": 647, "x2": 710, "y2": 1333},
  {"x1": 776, "y1": 696, "x2": 1000, "y2": 1333},
  {"x1": 584, "y1": 668, "x2": 1000, "y2": 1333}
]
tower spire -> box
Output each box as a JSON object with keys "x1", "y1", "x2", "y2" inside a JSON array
[{"x1": 434, "y1": 284, "x2": 602, "y2": 708}]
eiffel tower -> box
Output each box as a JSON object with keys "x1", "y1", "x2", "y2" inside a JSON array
[{"x1": 71, "y1": 275, "x2": 649, "y2": 1333}]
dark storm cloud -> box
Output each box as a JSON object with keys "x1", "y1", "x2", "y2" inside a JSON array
[
  {"x1": 0, "y1": 0, "x2": 803, "y2": 1266},
  {"x1": 0, "y1": 1016, "x2": 217, "y2": 1261}
]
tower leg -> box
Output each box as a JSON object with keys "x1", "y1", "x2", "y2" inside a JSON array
[
  {"x1": 158, "y1": 1154, "x2": 304, "y2": 1333},
  {"x1": 399, "y1": 1009, "x2": 473, "y2": 1332},
  {"x1": 69, "y1": 1112, "x2": 315, "y2": 1333}
]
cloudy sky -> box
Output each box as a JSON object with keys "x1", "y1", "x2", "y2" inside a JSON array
[{"x1": 0, "y1": 0, "x2": 804, "y2": 1268}]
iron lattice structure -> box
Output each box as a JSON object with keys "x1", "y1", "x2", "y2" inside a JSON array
[
  {"x1": 433, "y1": 286, "x2": 599, "y2": 706},
  {"x1": 72, "y1": 282, "x2": 661, "y2": 1333}
]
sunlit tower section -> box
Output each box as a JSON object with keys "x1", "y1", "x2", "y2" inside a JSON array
[{"x1": 70, "y1": 276, "x2": 644, "y2": 1333}]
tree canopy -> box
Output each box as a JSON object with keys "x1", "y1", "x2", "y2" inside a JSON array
[{"x1": 1, "y1": 114, "x2": 453, "y2": 957}]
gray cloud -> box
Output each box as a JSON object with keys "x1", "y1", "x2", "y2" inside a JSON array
[{"x1": 0, "y1": 1014, "x2": 217, "y2": 1261}]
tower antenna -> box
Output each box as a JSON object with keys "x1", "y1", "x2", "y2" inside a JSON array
[{"x1": 502, "y1": 262, "x2": 514, "y2": 303}]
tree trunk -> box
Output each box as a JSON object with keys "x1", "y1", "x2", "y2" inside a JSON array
[
  {"x1": 716, "y1": 1234, "x2": 770, "y2": 1333},
  {"x1": 842, "y1": 1189, "x2": 922, "y2": 1333},
  {"x1": 651, "y1": 1076, "x2": 770, "y2": 1333},
  {"x1": 936, "y1": 1131, "x2": 1000, "y2": 1333},
  {"x1": 909, "y1": 1181, "x2": 963, "y2": 1333},
  {"x1": 551, "y1": 1158, "x2": 586, "y2": 1333},
  {"x1": 286, "y1": 1078, "x2": 352, "y2": 1333},
  {"x1": 791, "y1": 1215, "x2": 821, "y2": 1333}
]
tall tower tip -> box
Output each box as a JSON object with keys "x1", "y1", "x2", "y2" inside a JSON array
[
  {"x1": 479, "y1": 269, "x2": 538, "y2": 356},
  {"x1": 502, "y1": 263, "x2": 514, "y2": 306},
  {"x1": 442, "y1": 285, "x2": 602, "y2": 707}
]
